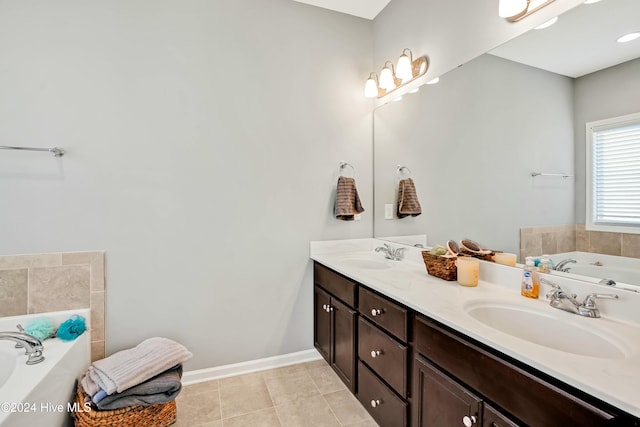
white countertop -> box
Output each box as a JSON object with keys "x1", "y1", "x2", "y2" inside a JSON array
[{"x1": 310, "y1": 239, "x2": 640, "y2": 418}]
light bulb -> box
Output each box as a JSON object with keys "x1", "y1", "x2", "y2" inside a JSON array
[
  {"x1": 617, "y1": 32, "x2": 640, "y2": 43},
  {"x1": 426, "y1": 77, "x2": 440, "y2": 85},
  {"x1": 379, "y1": 66, "x2": 396, "y2": 91},
  {"x1": 396, "y1": 54, "x2": 413, "y2": 82},
  {"x1": 498, "y1": 0, "x2": 528, "y2": 18},
  {"x1": 364, "y1": 77, "x2": 378, "y2": 98}
]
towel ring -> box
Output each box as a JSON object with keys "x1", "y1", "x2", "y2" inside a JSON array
[
  {"x1": 396, "y1": 165, "x2": 412, "y2": 178},
  {"x1": 339, "y1": 161, "x2": 356, "y2": 176}
]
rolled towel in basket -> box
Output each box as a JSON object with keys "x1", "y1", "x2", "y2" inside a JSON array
[
  {"x1": 81, "y1": 337, "x2": 191, "y2": 396},
  {"x1": 334, "y1": 176, "x2": 365, "y2": 221},
  {"x1": 397, "y1": 178, "x2": 421, "y2": 218},
  {"x1": 94, "y1": 365, "x2": 183, "y2": 410}
]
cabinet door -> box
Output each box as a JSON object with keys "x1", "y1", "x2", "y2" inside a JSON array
[
  {"x1": 332, "y1": 297, "x2": 357, "y2": 392},
  {"x1": 483, "y1": 404, "x2": 521, "y2": 427},
  {"x1": 413, "y1": 355, "x2": 481, "y2": 427},
  {"x1": 314, "y1": 285, "x2": 331, "y2": 362}
]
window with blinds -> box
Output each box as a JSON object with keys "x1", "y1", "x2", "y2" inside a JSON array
[{"x1": 586, "y1": 112, "x2": 640, "y2": 233}]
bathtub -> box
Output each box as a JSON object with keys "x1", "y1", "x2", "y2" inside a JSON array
[
  {"x1": 0, "y1": 309, "x2": 90, "y2": 427},
  {"x1": 550, "y1": 251, "x2": 640, "y2": 289}
]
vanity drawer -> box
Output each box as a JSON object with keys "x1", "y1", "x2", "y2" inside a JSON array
[
  {"x1": 358, "y1": 317, "x2": 408, "y2": 397},
  {"x1": 414, "y1": 315, "x2": 617, "y2": 427},
  {"x1": 357, "y1": 361, "x2": 407, "y2": 427},
  {"x1": 359, "y1": 287, "x2": 408, "y2": 342},
  {"x1": 314, "y1": 262, "x2": 356, "y2": 308}
]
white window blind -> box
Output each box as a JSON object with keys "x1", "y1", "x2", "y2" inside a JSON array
[{"x1": 588, "y1": 113, "x2": 640, "y2": 232}]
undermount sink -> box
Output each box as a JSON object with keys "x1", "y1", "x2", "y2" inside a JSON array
[
  {"x1": 465, "y1": 300, "x2": 630, "y2": 359},
  {"x1": 340, "y1": 257, "x2": 394, "y2": 270}
]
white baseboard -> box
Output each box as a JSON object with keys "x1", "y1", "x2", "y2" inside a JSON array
[{"x1": 182, "y1": 348, "x2": 323, "y2": 385}]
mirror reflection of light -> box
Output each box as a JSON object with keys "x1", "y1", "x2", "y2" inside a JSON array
[
  {"x1": 534, "y1": 16, "x2": 558, "y2": 29},
  {"x1": 426, "y1": 77, "x2": 440, "y2": 85},
  {"x1": 617, "y1": 32, "x2": 640, "y2": 43}
]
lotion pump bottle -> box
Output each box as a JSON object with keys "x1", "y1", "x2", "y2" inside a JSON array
[{"x1": 521, "y1": 257, "x2": 540, "y2": 298}]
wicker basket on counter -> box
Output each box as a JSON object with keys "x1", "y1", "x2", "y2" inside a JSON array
[
  {"x1": 421, "y1": 252, "x2": 457, "y2": 281},
  {"x1": 72, "y1": 388, "x2": 177, "y2": 427}
]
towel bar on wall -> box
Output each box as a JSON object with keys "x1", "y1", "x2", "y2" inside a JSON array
[
  {"x1": 0, "y1": 145, "x2": 66, "y2": 157},
  {"x1": 531, "y1": 172, "x2": 573, "y2": 178}
]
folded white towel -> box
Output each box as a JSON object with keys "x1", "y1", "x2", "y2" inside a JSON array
[{"x1": 81, "y1": 337, "x2": 192, "y2": 396}]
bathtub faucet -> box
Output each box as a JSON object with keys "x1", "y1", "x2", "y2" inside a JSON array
[
  {"x1": 0, "y1": 332, "x2": 45, "y2": 365},
  {"x1": 554, "y1": 258, "x2": 577, "y2": 272}
]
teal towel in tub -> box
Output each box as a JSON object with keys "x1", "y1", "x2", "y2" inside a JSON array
[{"x1": 81, "y1": 337, "x2": 191, "y2": 396}]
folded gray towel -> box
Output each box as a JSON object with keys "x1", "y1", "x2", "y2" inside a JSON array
[
  {"x1": 81, "y1": 337, "x2": 192, "y2": 396},
  {"x1": 335, "y1": 176, "x2": 365, "y2": 221},
  {"x1": 95, "y1": 365, "x2": 183, "y2": 410},
  {"x1": 397, "y1": 178, "x2": 422, "y2": 218}
]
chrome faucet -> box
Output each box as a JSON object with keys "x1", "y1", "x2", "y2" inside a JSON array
[
  {"x1": 375, "y1": 243, "x2": 405, "y2": 261},
  {"x1": 542, "y1": 279, "x2": 618, "y2": 318},
  {"x1": 0, "y1": 332, "x2": 45, "y2": 365},
  {"x1": 554, "y1": 258, "x2": 577, "y2": 272}
]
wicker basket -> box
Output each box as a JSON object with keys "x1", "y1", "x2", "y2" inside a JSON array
[
  {"x1": 72, "y1": 388, "x2": 177, "y2": 427},
  {"x1": 422, "y1": 252, "x2": 457, "y2": 281}
]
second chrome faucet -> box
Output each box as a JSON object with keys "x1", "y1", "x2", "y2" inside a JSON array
[{"x1": 542, "y1": 278, "x2": 618, "y2": 318}]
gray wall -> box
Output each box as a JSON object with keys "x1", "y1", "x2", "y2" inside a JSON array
[
  {"x1": 573, "y1": 58, "x2": 640, "y2": 224},
  {"x1": 0, "y1": 0, "x2": 373, "y2": 369},
  {"x1": 374, "y1": 54, "x2": 575, "y2": 255}
]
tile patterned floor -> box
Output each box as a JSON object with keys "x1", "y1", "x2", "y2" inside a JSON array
[{"x1": 174, "y1": 359, "x2": 379, "y2": 426}]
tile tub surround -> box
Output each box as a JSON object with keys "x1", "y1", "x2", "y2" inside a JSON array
[
  {"x1": 311, "y1": 239, "x2": 640, "y2": 418},
  {"x1": 0, "y1": 251, "x2": 105, "y2": 361},
  {"x1": 520, "y1": 224, "x2": 640, "y2": 261}
]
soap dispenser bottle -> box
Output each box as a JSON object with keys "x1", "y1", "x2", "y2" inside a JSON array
[{"x1": 521, "y1": 256, "x2": 539, "y2": 299}]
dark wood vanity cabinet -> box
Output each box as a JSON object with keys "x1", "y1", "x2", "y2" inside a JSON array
[
  {"x1": 313, "y1": 262, "x2": 640, "y2": 427},
  {"x1": 313, "y1": 263, "x2": 357, "y2": 392},
  {"x1": 357, "y1": 287, "x2": 410, "y2": 427},
  {"x1": 413, "y1": 355, "x2": 482, "y2": 427},
  {"x1": 413, "y1": 315, "x2": 632, "y2": 427}
]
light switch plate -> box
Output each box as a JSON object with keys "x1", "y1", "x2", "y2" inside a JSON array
[{"x1": 385, "y1": 204, "x2": 393, "y2": 219}]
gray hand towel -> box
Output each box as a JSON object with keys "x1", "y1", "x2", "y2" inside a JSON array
[
  {"x1": 94, "y1": 365, "x2": 183, "y2": 410},
  {"x1": 335, "y1": 176, "x2": 365, "y2": 221},
  {"x1": 81, "y1": 337, "x2": 192, "y2": 396},
  {"x1": 397, "y1": 178, "x2": 422, "y2": 218}
]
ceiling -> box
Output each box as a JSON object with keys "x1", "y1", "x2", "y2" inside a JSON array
[
  {"x1": 291, "y1": 0, "x2": 391, "y2": 20},
  {"x1": 490, "y1": 0, "x2": 640, "y2": 78}
]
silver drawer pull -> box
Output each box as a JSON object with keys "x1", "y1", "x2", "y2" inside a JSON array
[
  {"x1": 371, "y1": 308, "x2": 383, "y2": 316},
  {"x1": 462, "y1": 415, "x2": 477, "y2": 427},
  {"x1": 323, "y1": 304, "x2": 333, "y2": 313},
  {"x1": 370, "y1": 399, "x2": 382, "y2": 408},
  {"x1": 370, "y1": 350, "x2": 383, "y2": 358}
]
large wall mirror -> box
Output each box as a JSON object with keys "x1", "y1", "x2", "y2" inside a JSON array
[{"x1": 373, "y1": 0, "x2": 640, "y2": 287}]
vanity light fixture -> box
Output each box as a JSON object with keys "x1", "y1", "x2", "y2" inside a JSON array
[
  {"x1": 617, "y1": 32, "x2": 640, "y2": 43},
  {"x1": 426, "y1": 77, "x2": 440, "y2": 85},
  {"x1": 498, "y1": 0, "x2": 556, "y2": 22},
  {"x1": 583, "y1": 0, "x2": 601, "y2": 4},
  {"x1": 364, "y1": 49, "x2": 429, "y2": 99}
]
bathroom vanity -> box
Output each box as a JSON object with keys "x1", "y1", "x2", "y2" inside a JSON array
[{"x1": 311, "y1": 240, "x2": 640, "y2": 427}]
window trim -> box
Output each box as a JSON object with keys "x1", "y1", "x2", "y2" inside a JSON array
[{"x1": 586, "y1": 111, "x2": 640, "y2": 234}]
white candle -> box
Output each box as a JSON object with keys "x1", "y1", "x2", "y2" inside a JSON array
[
  {"x1": 457, "y1": 257, "x2": 479, "y2": 287},
  {"x1": 493, "y1": 252, "x2": 517, "y2": 266}
]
